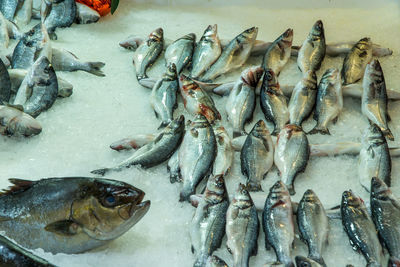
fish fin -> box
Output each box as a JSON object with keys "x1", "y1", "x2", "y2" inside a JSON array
[
  {"x1": 90, "y1": 168, "x2": 110, "y2": 176},
  {"x1": 383, "y1": 129, "x2": 394, "y2": 141},
  {"x1": 0, "y1": 179, "x2": 36, "y2": 197},
  {"x1": 308, "y1": 126, "x2": 330, "y2": 135},
  {"x1": 45, "y1": 220, "x2": 81, "y2": 236},
  {"x1": 85, "y1": 62, "x2": 106, "y2": 77},
  {"x1": 189, "y1": 194, "x2": 203, "y2": 208},
  {"x1": 271, "y1": 127, "x2": 279, "y2": 136}
]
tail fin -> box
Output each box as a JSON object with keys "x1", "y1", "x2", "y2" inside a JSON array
[
  {"x1": 389, "y1": 256, "x2": 400, "y2": 267},
  {"x1": 90, "y1": 168, "x2": 110, "y2": 176},
  {"x1": 137, "y1": 77, "x2": 156, "y2": 89},
  {"x1": 308, "y1": 125, "x2": 330, "y2": 135},
  {"x1": 84, "y1": 62, "x2": 105, "y2": 76},
  {"x1": 179, "y1": 188, "x2": 194, "y2": 202},
  {"x1": 383, "y1": 128, "x2": 395, "y2": 141}
]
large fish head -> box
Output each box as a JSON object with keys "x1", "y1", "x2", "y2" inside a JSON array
[
  {"x1": 280, "y1": 28, "x2": 294, "y2": 47},
  {"x1": 203, "y1": 24, "x2": 218, "y2": 41},
  {"x1": 70, "y1": 179, "x2": 150, "y2": 241},
  {"x1": 363, "y1": 123, "x2": 385, "y2": 146},
  {"x1": 268, "y1": 181, "x2": 290, "y2": 207},
  {"x1": 262, "y1": 68, "x2": 279, "y2": 89},
  {"x1": 341, "y1": 190, "x2": 363, "y2": 209},
  {"x1": 241, "y1": 66, "x2": 264, "y2": 88},
  {"x1": 148, "y1": 28, "x2": 163, "y2": 44},
  {"x1": 6, "y1": 111, "x2": 42, "y2": 137},
  {"x1": 250, "y1": 120, "x2": 270, "y2": 138},
  {"x1": 295, "y1": 256, "x2": 322, "y2": 267},
  {"x1": 163, "y1": 63, "x2": 177, "y2": 80},
  {"x1": 355, "y1": 37, "x2": 372, "y2": 52},
  {"x1": 309, "y1": 20, "x2": 324, "y2": 40},
  {"x1": 165, "y1": 115, "x2": 185, "y2": 135},
  {"x1": 239, "y1": 27, "x2": 258, "y2": 43},
  {"x1": 232, "y1": 183, "x2": 252, "y2": 208},
  {"x1": 301, "y1": 189, "x2": 321, "y2": 206},
  {"x1": 371, "y1": 177, "x2": 391, "y2": 200},
  {"x1": 205, "y1": 174, "x2": 227, "y2": 201},
  {"x1": 365, "y1": 59, "x2": 383, "y2": 77}
]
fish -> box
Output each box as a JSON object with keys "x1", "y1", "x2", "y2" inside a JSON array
[
  {"x1": 13, "y1": 56, "x2": 58, "y2": 118},
  {"x1": 309, "y1": 68, "x2": 342, "y2": 135},
  {"x1": 288, "y1": 71, "x2": 317, "y2": 126},
  {"x1": 0, "y1": 11, "x2": 22, "y2": 49},
  {"x1": 150, "y1": 63, "x2": 178, "y2": 128},
  {"x1": 341, "y1": 37, "x2": 372, "y2": 85},
  {"x1": 167, "y1": 147, "x2": 181, "y2": 183},
  {"x1": 370, "y1": 177, "x2": 400, "y2": 266},
  {"x1": 0, "y1": 58, "x2": 11, "y2": 104},
  {"x1": 240, "y1": 120, "x2": 274, "y2": 192},
  {"x1": 297, "y1": 20, "x2": 326, "y2": 73},
  {"x1": 0, "y1": 0, "x2": 19, "y2": 21},
  {"x1": 0, "y1": 105, "x2": 42, "y2": 137},
  {"x1": 132, "y1": 28, "x2": 163, "y2": 83},
  {"x1": 212, "y1": 126, "x2": 233, "y2": 177},
  {"x1": 362, "y1": 59, "x2": 393, "y2": 141},
  {"x1": 297, "y1": 190, "x2": 329, "y2": 266},
  {"x1": 91, "y1": 116, "x2": 185, "y2": 176},
  {"x1": 75, "y1": 2, "x2": 100, "y2": 24},
  {"x1": 226, "y1": 66, "x2": 264, "y2": 137},
  {"x1": 226, "y1": 183, "x2": 259, "y2": 267},
  {"x1": 0, "y1": 177, "x2": 150, "y2": 254},
  {"x1": 190, "y1": 174, "x2": 228, "y2": 267},
  {"x1": 190, "y1": 24, "x2": 221, "y2": 79},
  {"x1": 199, "y1": 27, "x2": 258, "y2": 82},
  {"x1": 41, "y1": 0, "x2": 77, "y2": 40},
  {"x1": 260, "y1": 68, "x2": 289, "y2": 136},
  {"x1": 341, "y1": 190, "x2": 384, "y2": 267},
  {"x1": 179, "y1": 74, "x2": 221, "y2": 124},
  {"x1": 262, "y1": 181, "x2": 295, "y2": 267},
  {"x1": 109, "y1": 134, "x2": 156, "y2": 151},
  {"x1": 358, "y1": 124, "x2": 391, "y2": 191},
  {"x1": 205, "y1": 255, "x2": 228, "y2": 267},
  {"x1": 165, "y1": 33, "x2": 195, "y2": 74},
  {"x1": 179, "y1": 114, "x2": 216, "y2": 201},
  {"x1": 14, "y1": 0, "x2": 32, "y2": 25},
  {"x1": 274, "y1": 124, "x2": 309, "y2": 195},
  {"x1": 262, "y1": 28, "x2": 293, "y2": 75},
  {"x1": 295, "y1": 256, "x2": 323, "y2": 267}
]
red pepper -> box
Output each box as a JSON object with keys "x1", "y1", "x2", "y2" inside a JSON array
[{"x1": 76, "y1": 0, "x2": 111, "y2": 16}]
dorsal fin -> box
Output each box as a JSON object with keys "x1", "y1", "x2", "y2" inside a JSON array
[{"x1": 0, "y1": 179, "x2": 36, "y2": 197}]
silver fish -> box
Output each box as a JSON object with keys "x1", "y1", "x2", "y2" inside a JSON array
[
  {"x1": 262, "y1": 181, "x2": 295, "y2": 267},
  {"x1": 226, "y1": 183, "x2": 259, "y2": 267},
  {"x1": 212, "y1": 126, "x2": 233, "y2": 177},
  {"x1": 342, "y1": 37, "x2": 372, "y2": 85},
  {"x1": 295, "y1": 256, "x2": 323, "y2": 267},
  {"x1": 0, "y1": 0, "x2": 20, "y2": 21},
  {"x1": 362, "y1": 59, "x2": 393, "y2": 141},
  {"x1": 41, "y1": 0, "x2": 77, "y2": 40},
  {"x1": 240, "y1": 120, "x2": 274, "y2": 192},
  {"x1": 191, "y1": 174, "x2": 228, "y2": 267},
  {"x1": 309, "y1": 68, "x2": 342, "y2": 135},
  {"x1": 165, "y1": 33, "x2": 195, "y2": 74},
  {"x1": 262, "y1": 28, "x2": 293, "y2": 75},
  {"x1": 205, "y1": 255, "x2": 228, "y2": 267},
  {"x1": 0, "y1": 11, "x2": 22, "y2": 49},
  {"x1": 199, "y1": 27, "x2": 258, "y2": 82},
  {"x1": 274, "y1": 124, "x2": 309, "y2": 195},
  {"x1": 191, "y1": 24, "x2": 221, "y2": 79},
  {"x1": 297, "y1": 20, "x2": 326, "y2": 73},
  {"x1": 0, "y1": 105, "x2": 42, "y2": 137},
  {"x1": 359, "y1": 124, "x2": 391, "y2": 191},
  {"x1": 0, "y1": 58, "x2": 11, "y2": 104},
  {"x1": 75, "y1": 2, "x2": 100, "y2": 24},
  {"x1": 14, "y1": 0, "x2": 32, "y2": 25},
  {"x1": 226, "y1": 66, "x2": 263, "y2": 137},
  {"x1": 168, "y1": 147, "x2": 181, "y2": 183}
]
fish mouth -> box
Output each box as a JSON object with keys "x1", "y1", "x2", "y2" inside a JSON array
[{"x1": 118, "y1": 191, "x2": 151, "y2": 222}]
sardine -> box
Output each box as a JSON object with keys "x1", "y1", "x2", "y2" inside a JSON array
[
  {"x1": 0, "y1": 58, "x2": 11, "y2": 104},
  {"x1": 75, "y1": 2, "x2": 100, "y2": 24},
  {"x1": 295, "y1": 256, "x2": 323, "y2": 267},
  {"x1": 41, "y1": 0, "x2": 77, "y2": 40},
  {"x1": 342, "y1": 37, "x2": 372, "y2": 85},
  {"x1": 309, "y1": 68, "x2": 342, "y2": 135},
  {"x1": 212, "y1": 126, "x2": 233, "y2": 177},
  {"x1": 0, "y1": 177, "x2": 150, "y2": 254},
  {"x1": 109, "y1": 134, "x2": 156, "y2": 151},
  {"x1": 262, "y1": 181, "x2": 295, "y2": 267},
  {"x1": 262, "y1": 29, "x2": 293, "y2": 75},
  {"x1": 362, "y1": 59, "x2": 393, "y2": 141},
  {"x1": 14, "y1": 0, "x2": 32, "y2": 25},
  {"x1": 0, "y1": 0, "x2": 20, "y2": 21},
  {"x1": 297, "y1": 20, "x2": 326, "y2": 73},
  {"x1": 240, "y1": 120, "x2": 274, "y2": 192},
  {"x1": 165, "y1": 33, "x2": 195, "y2": 74},
  {"x1": 274, "y1": 124, "x2": 309, "y2": 195},
  {"x1": 226, "y1": 183, "x2": 259, "y2": 267},
  {"x1": 168, "y1": 147, "x2": 181, "y2": 183},
  {"x1": 205, "y1": 255, "x2": 228, "y2": 267},
  {"x1": 0, "y1": 105, "x2": 42, "y2": 137},
  {"x1": 260, "y1": 68, "x2": 289, "y2": 135},
  {"x1": 191, "y1": 174, "x2": 228, "y2": 267}
]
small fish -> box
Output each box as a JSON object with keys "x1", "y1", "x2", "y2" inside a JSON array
[
  {"x1": 309, "y1": 68, "x2": 342, "y2": 135},
  {"x1": 0, "y1": 58, "x2": 11, "y2": 104},
  {"x1": 297, "y1": 20, "x2": 326, "y2": 73},
  {"x1": 295, "y1": 256, "x2": 323, "y2": 267},
  {"x1": 226, "y1": 183, "x2": 259, "y2": 267},
  {"x1": 0, "y1": 105, "x2": 42, "y2": 137},
  {"x1": 150, "y1": 63, "x2": 178, "y2": 128},
  {"x1": 262, "y1": 181, "x2": 295, "y2": 267},
  {"x1": 274, "y1": 124, "x2": 309, "y2": 195},
  {"x1": 41, "y1": 0, "x2": 77, "y2": 39},
  {"x1": 75, "y1": 2, "x2": 100, "y2": 24},
  {"x1": 240, "y1": 120, "x2": 274, "y2": 192},
  {"x1": 341, "y1": 190, "x2": 383, "y2": 267},
  {"x1": 362, "y1": 59, "x2": 393, "y2": 141},
  {"x1": 342, "y1": 37, "x2": 372, "y2": 85},
  {"x1": 190, "y1": 24, "x2": 221, "y2": 79},
  {"x1": 288, "y1": 71, "x2": 317, "y2": 126},
  {"x1": 205, "y1": 255, "x2": 228, "y2": 267},
  {"x1": 260, "y1": 68, "x2": 289, "y2": 136},
  {"x1": 199, "y1": 27, "x2": 258, "y2": 82},
  {"x1": 165, "y1": 33, "x2": 195, "y2": 74},
  {"x1": 212, "y1": 126, "x2": 233, "y2": 177},
  {"x1": 109, "y1": 134, "x2": 156, "y2": 151},
  {"x1": 191, "y1": 174, "x2": 228, "y2": 267},
  {"x1": 167, "y1": 147, "x2": 181, "y2": 183},
  {"x1": 262, "y1": 28, "x2": 293, "y2": 75},
  {"x1": 359, "y1": 124, "x2": 391, "y2": 191},
  {"x1": 226, "y1": 66, "x2": 264, "y2": 137},
  {"x1": 0, "y1": 0, "x2": 19, "y2": 21},
  {"x1": 297, "y1": 190, "x2": 329, "y2": 266}
]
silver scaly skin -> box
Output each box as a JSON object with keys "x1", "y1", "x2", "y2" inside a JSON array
[
  {"x1": 41, "y1": 0, "x2": 76, "y2": 40},
  {"x1": 165, "y1": 33, "x2": 195, "y2": 74},
  {"x1": 0, "y1": 0, "x2": 19, "y2": 21},
  {"x1": 295, "y1": 256, "x2": 323, "y2": 267},
  {"x1": 0, "y1": 105, "x2": 42, "y2": 137},
  {"x1": 212, "y1": 126, "x2": 233, "y2": 177},
  {"x1": 362, "y1": 59, "x2": 394, "y2": 141},
  {"x1": 342, "y1": 37, "x2": 372, "y2": 85}
]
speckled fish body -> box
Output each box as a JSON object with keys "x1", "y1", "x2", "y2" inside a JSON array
[
  {"x1": 0, "y1": 58, "x2": 11, "y2": 104},
  {"x1": 212, "y1": 126, "x2": 233, "y2": 177},
  {"x1": 41, "y1": 0, "x2": 76, "y2": 39},
  {"x1": 262, "y1": 28, "x2": 293, "y2": 75},
  {"x1": 75, "y1": 2, "x2": 100, "y2": 24},
  {"x1": 165, "y1": 33, "x2": 195, "y2": 74},
  {"x1": 342, "y1": 37, "x2": 372, "y2": 85},
  {"x1": 0, "y1": 0, "x2": 20, "y2": 21},
  {"x1": 0, "y1": 105, "x2": 42, "y2": 137}
]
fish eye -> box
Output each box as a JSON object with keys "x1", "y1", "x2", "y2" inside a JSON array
[{"x1": 104, "y1": 195, "x2": 116, "y2": 206}]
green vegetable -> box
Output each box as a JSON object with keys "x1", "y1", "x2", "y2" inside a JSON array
[{"x1": 111, "y1": 0, "x2": 120, "y2": 14}]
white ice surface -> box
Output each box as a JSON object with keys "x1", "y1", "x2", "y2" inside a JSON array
[{"x1": 0, "y1": 1, "x2": 400, "y2": 266}]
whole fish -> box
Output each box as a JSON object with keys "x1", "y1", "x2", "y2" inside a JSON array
[
  {"x1": 297, "y1": 20, "x2": 326, "y2": 73},
  {"x1": 226, "y1": 66, "x2": 263, "y2": 137},
  {"x1": 150, "y1": 63, "x2": 178, "y2": 128},
  {"x1": 75, "y1": 2, "x2": 100, "y2": 24},
  {"x1": 297, "y1": 190, "x2": 329, "y2": 266},
  {"x1": 165, "y1": 33, "x2": 195, "y2": 74},
  {"x1": 212, "y1": 126, "x2": 233, "y2": 177},
  {"x1": 309, "y1": 68, "x2": 342, "y2": 135},
  {"x1": 262, "y1": 28, "x2": 293, "y2": 75},
  {"x1": 190, "y1": 24, "x2": 221, "y2": 79},
  {"x1": 260, "y1": 68, "x2": 289, "y2": 136},
  {"x1": 240, "y1": 120, "x2": 274, "y2": 192},
  {"x1": 262, "y1": 181, "x2": 295, "y2": 267},
  {"x1": 226, "y1": 183, "x2": 259, "y2": 267},
  {"x1": 14, "y1": 0, "x2": 32, "y2": 25},
  {"x1": 199, "y1": 27, "x2": 258, "y2": 82},
  {"x1": 288, "y1": 71, "x2": 317, "y2": 126},
  {"x1": 179, "y1": 75, "x2": 221, "y2": 124},
  {"x1": 179, "y1": 114, "x2": 216, "y2": 201},
  {"x1": 205, "y1": 255, "x2": 228, "y2": 267},
  {"x1": 168, "y1": 147, "x2": 181, "y2": 183},
  {"x1": 0, "y1": 58, "x2": 11, "y2": 104},
  {"x1": 0, "y1": 105, "x2": 42, "y2": 137},
  {"x1": 370, "y1": 177, "x2": 400, "y2": 266},
  {"x1": 274, "y1": 124, "x2": 309, "y2": 195},
  {"x1": 13, "y1": 56, "x2": 58, "y2": 118},
  {"x1": 342, "y1": 37, "x2": 372, "y2": 85},
  {"x1": 358, "y1": 124, "x2": 391, "y2": 191},
  {"x1": 362, "y1": 59, "x2": 393, "y2": 141},
  {"x1": 0, "y1": 177, "x2": 150, "y2": 254},
  {"x1": 0, "y1": 0, "x2": 20, "y2": 21},
  {"x1": 91, "y1": 116, "x2": 185, "y2": 176},
  {"x1": 341, "y1": 190, "x2": 383, "y2": 267},
  {"x1": 41, "y1": 0, "x2": 77, "y2": 39},
  {"x1": 295, "y1": 256, "x2": 323, "y2": 267},
  {"x1": 190, "y1": 174, "x2": 228, "y2": 267},
  {"x1": 133, "y1": 28, "x2": 163, "y2": 82}
]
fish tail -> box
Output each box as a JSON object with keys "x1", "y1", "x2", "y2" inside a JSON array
[
  {"x1": 308, "y1": 125, "x2": 330, "y2": 135},
  {"x1": 389, "y1": 256, "x2": 400, "y2": 267},
  {"x1": 85, "y1": 62, "x2": 106, "y2": 76},
  {"x1": 90, "y1": 168, "x2": 110, "y2": 176},
  {"x1": 382, "y1": 128, "x2": 395, "y2": 141}
]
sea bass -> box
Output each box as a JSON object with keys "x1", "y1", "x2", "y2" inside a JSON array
[
  {"x1": 342, "y1": 37, "x2": 372, "y2": 85},
  {"x1": 0, "y1": 105, "x2": 42, "y2": 137},
  {"x1": 165, "y1": 33, "x2": 195, "y2": 74},
  {"x1": 262, "y1": 28, "x2": 293, "y2": 75},
  {"x1": 212, "y1": 126, "x2": 233, "y2": 177},
  {"x1": 41, "y1": 0, "x2": 77, "y2": 39}
]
